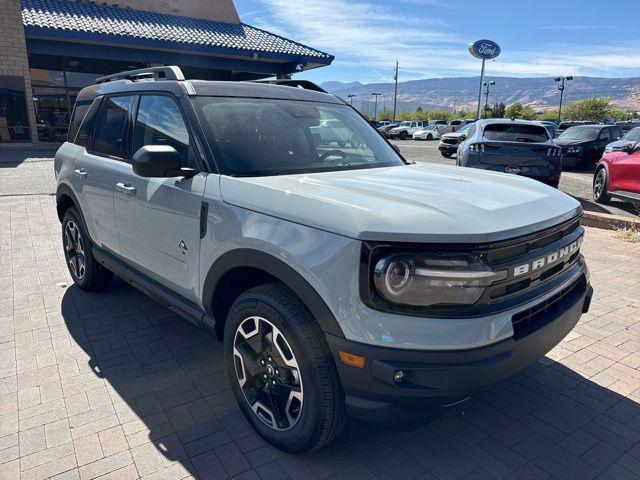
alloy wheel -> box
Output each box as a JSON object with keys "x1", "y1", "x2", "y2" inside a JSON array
[
  {"x1": 233, "y1": 316, "x2": 303, "y2": 431},
  {"x1": 594, "y1": 170, "x2": 605, "y2": 199},
  {"x1": 64, "y1": 220, "x2": 86, "y2": 279}
]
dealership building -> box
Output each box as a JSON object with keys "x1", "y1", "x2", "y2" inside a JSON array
[{"x1": 0, "y1": 0, "x2": 333, "y2": 144}]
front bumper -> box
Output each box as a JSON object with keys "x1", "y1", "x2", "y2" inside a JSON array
[
  {"x1": 326, "y1": 276, "x2": 592, "y2": 422},
  {"x1": 439, "y1": 143, "x2": 458, "y2": 154}
]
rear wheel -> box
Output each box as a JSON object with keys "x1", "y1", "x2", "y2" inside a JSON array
[
  {"x1": 593, "y1": 167, "x2": 611, "y2": 204},
  {"x1": 426, "y1": 133, "x2": 433, "y2": 140},
  {"x1": 62, "y1": 207, "x2": 112, "y2": 291},
  {"x1": 224, "y1": 283, "x2": 345, "y2": 453},
  {"x1": 400, "y1": 131, "x2": 409, "y2": 140}
]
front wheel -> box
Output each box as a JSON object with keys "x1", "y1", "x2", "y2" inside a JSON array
[
  {"x1": 400, "y1": 131, "x2": 409, "y2": 140},
  {"x1": 224, "y1": 283, "x2": 345, "y2": 453},
  {"x1": 441, "y1": 151, "x2": 453, "y2": 158},
  {"x1": 593, "y1": 168, "x2": 611, "y2": 204},
  {"x1": 426, "y1": 133, "x2": 433, "y2": 140}
]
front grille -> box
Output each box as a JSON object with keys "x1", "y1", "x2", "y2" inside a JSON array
[
  {"x1": 511, "y1": 276, "x2": 585, "y2": 339},
  {"x1": 442, "y1": 138, "x2": 458, "y2": 145}
]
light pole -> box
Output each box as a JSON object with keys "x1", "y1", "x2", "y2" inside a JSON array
[
  {"x1": 372, "y1": 92, "x2": 382, "y2": 121},
  {"x1": 554, "y1": 76, "x2": 573, "y2": 122},
  {"x1": 347, "y1": 94, "x2": 356, "y2": 106},
  {"x1": 392, "y1": 61, "x2": 398, "y2": 122},
  {"x1": 483, "y1": 80, "x2": 495, "y2": 118}
]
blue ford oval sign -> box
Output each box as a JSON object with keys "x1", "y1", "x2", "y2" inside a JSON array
[{"x1": 468, "y1": 40, "x2": 501, "y2": 60}]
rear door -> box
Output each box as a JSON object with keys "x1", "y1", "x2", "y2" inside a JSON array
[
  {"x1": 73, "y1": 95, "x2": 134, "y2": 250},
  {"x1": 113, "y1": 93, "x2": 206, "y2": 301}
]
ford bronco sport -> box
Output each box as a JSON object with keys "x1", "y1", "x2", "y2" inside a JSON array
[{"x1": 55, "y1": 66, "x2": 592, "y2": 453}]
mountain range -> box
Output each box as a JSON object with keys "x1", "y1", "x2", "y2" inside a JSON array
[{"x1": 321, "y1": 76, "x2": 640, "y2": 115}]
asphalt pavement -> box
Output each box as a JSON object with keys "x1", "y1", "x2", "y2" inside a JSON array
[{"x1": 392, "y1": 139, "x2": 638, "y2": 218}]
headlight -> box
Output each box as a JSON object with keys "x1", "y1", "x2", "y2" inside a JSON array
[
  {"x1": 372, "y1": 253, "x2": 507, "y2": 307},
  {"x1": 566, "y1": 145, "x2": 581, "y2": 153}
]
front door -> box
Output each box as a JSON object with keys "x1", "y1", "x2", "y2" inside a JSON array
[
  {"x1": 113, "y1": 94, "x2": 205, "y2": 302},
  {"x1": 616, "y1": 149, "x2": 640, "y2": 193}
]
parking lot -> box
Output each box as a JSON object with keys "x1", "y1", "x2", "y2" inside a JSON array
[
  {"x1": 392, "y1": 140, "x2": 639, "y2": 218},
  {"x1": 1, "y1": 149, "x2": 640, "y2": 479}
]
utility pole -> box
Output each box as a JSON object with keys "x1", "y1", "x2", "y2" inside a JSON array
[
  {"x1": 554, "y1": 76, "x2": 573, "y2": 122},
  {"x1": 475, "y1": 58, "x2": 486, "y2": 120},
  {"x1": 483, "y1": 81, "x2": 495, "y2": 118},
  {"x1": 371, "y1": 92, "x2": 382, "y2": 121},
  {"x1": 392, "y1": 60, "x2": 398, "y2": 122},
  {"x1": 347, "y1": 94, "x2": 356, "y2": 106}
]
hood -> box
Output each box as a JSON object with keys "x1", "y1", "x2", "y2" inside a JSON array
[
  {"x1": 220, "y1": 164, "x2": 581, "y2": 243},
  {"x1": 442, "y1": 132, "x2": 464, "y2": 139},
  {"x1": 606, "y1": 139, "x2": 635, "y2": 149}
]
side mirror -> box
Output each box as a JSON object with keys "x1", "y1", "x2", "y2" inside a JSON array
[
  {"x1": 459, "y1": 134, "x2": 467, "y2": 140},
  {"x1": 622, "y1": 143, "x2": 635, "y2": 154},
  {"x1": 132, "y1": 145, "x2": 196, "y2": 178}
]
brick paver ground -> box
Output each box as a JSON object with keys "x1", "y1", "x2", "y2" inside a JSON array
[{"x1": 2, "y1": 193, "x2": 640, "y2": 479}]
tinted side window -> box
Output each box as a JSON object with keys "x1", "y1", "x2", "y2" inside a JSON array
[
  {"x1": 68, "y1": 100, "x2": 91, "y2": 143},
  {"x1": 93, "y1": 96, "x2": 132, "y2": 158},
  {"x1": 74, "y1": 97, "x2": 102, "y2": 147},
  {"x1": 133, "y1": 95, "x2": 190, "y2": 166}
]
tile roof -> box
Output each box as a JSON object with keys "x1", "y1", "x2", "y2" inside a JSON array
[{"x1": 21, "y1": 0, "x2": 332, "y2": 61}]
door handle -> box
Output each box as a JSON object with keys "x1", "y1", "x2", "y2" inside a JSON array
[
  {"x1": 73, "y1": 168, "x2": 87, "y2": 179},
  {"x1": 115, "y1": 182, "x2": 137, "y2": 196}
]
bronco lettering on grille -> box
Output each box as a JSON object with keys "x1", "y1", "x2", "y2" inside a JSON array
[{"x1": 513, "y1": 236, "x2": 583, "y2": 277}]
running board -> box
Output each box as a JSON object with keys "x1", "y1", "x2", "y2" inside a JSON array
[{"x1": 610, "y1": 190, "x2": 640, "y2": 204}]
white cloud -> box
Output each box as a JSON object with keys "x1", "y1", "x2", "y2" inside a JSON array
[{"x1": 251, "y1": 0, "x2": 640, "y2": 81}]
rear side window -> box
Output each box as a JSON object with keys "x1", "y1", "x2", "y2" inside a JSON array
[
  {"x1": 133, "y1": 95, "x2": 190, "y2": 166},
  {"x1": 93, "y1": 96, "x2": 133, "y2": 158},
  {"x1": 73, "y1": 97, "x2": 101, "y2": 147},
  {"x1": 483, "y1": 124, "x2": 549, "y2": 143},
  {"x1": 68, "y1": 100, "x2": 91, "y2": 143}
]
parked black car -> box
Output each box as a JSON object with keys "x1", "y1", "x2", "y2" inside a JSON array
[
  {"x1": 457, "y1": 119, "x2": 562, "y2": 188},
  {"x1": 555, "y1": 124, "x2": 622, "y2": 169},
  {"x1": 556, "y1": 120, "x2": 596, "y2": 136},
  {"x1": 615, "y1": 120, "x2": 640, "y2": 133}
]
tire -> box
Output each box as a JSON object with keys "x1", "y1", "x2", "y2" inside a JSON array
[
  {"x1": 224, "y1": 283, "x2": 345, "y2": 453},
  {"x1": 593, "y1": 167, "x2": 611, "y2": 204},
  {"x1": 61, "y1": 207, "x2": 113, "y2": 291},
  {"x1": 400, "y1": 131, "x2": 408, "y2": 140},
  {"x1": 426, "y1": 133, "x2": 433, "y2": 140},
  {"x1": 441, "y1": 152, "x2": 453, "y2": 158}
]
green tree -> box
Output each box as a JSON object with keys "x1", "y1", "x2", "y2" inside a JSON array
[
  {"x1": 416, "y1": 106, "x2": 423, "y2": 115},
  {"x1": 491, "y1": 102, "x2": 506, "y2": 118},
  {"x1": 562, "y1": 97, "x2": 622, "y2": 122},
  {"x1": 520, "y1": 105, "x2": 538, "y2": 120},
  {"x1": 538, "y1": 108, "x2": 560, "y2": 121},
  {"x1": 504, "y1": 102, "x2": 523, "y2": 119}
]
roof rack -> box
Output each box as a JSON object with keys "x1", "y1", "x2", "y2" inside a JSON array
[
  {"x1": 96, "y1": 66, "x2": 185, "y2": 84},
  {"x1": 252, "y1": 79, "x2": 327, "y2": 93}
]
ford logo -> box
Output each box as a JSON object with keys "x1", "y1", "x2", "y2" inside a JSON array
[{"x1": 468, "y1": 40, "x2": 501, "y2": 60}]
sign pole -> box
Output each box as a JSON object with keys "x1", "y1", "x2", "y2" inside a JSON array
[{"x1": 476, "y1": 58, "x2": 485, "y2": 120}]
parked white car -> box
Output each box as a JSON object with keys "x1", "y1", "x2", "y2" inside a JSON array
[{"x1": 413, "y1": 125, "x2": 440, "y2": 140}]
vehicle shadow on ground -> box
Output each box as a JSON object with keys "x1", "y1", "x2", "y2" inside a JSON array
[
  {"x1": 0, "y1": 150, "x2": 57, "y2": 168},
  {"x1": 61, "y1": 280, "x2": 640, "y2": 478}
]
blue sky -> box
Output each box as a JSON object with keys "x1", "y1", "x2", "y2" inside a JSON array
[{"x1": 237, "y1": 0, "x2": 640, "y2": 84}]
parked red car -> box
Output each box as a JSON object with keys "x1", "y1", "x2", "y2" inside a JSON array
[{"x1": 593, "y1": 146, "x2": 640, "y2": 206}]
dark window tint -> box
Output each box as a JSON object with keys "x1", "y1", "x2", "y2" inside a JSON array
[
  {"x1": 482, "y1": 124, "x2": 549, "y2": 143},
  {"x1": 623, "y1": 127, "x2": 640, "y2": 142},
  {"x1": 133, "y1": 95, "x2": 190, "y2": 166},
  {"x1": 93, "y1": 96, "x2": 131, "y2": 157},
  {"x1": 68, "y1": 100, "x2": 91, "y2": 143},
  {"x1": 74, "y1": 97, "x2": 102, "y2": 147}
]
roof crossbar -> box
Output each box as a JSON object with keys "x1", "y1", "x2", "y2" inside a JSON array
[{"x1": 96, "y1": 66, "x2": 185, "y2": 84}]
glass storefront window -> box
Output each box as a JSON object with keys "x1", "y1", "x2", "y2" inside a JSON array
[{"x1": 0, "y1": 76, "x2": 30, "y2": 142}]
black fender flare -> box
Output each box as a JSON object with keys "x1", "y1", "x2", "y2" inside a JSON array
[
  {"x1": 202, "y1": 249, "x2": 344, "y2": 338},
  {"x1": 56, "y1": 183, "x2": 84, "y2": 222}
]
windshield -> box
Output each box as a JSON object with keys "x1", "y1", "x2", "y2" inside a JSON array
[
  {"x1": 398, "y1": 121, "x2": 411, "y2": 127},
  {"x1": 457, "y1": 124, "x2": 472, "y2": 134},
  {"x1": 623, "y1": 127, "x2": 640, "y2": 142},
  {"x1": 558, "y1": 127, "x2": 600, "y2": 141},
  {"x1": 195, "y1": 97, "x2": 405, "y2": 176},
  {"x1": 482, "y1": 123, "x2": 548, "y2": 142}
]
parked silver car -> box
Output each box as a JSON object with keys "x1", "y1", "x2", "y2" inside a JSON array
[{"x1": 55, "y1": 67, "x2": 592, "y2": 454}]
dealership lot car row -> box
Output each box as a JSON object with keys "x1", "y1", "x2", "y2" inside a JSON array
[{"x1": 53, "y1": 66, "x2": 595, "y2": 453}]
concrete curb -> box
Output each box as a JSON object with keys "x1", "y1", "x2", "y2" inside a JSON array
[{"x1": 582, "y1": 211, "x2": 640, "y2": 231}]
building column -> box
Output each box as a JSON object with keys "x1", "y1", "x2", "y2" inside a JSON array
[{"x1": 0, "y1": 0, "x2": 38, "y2": 142}]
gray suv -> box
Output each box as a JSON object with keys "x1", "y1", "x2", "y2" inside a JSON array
[{"x1": 55, "y1": 67, "x2": 592, "y2": 453}]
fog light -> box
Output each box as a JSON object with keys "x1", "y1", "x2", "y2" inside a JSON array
[{"x1": 393, "y1": 370, "x2": 405, "y2": 384}]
